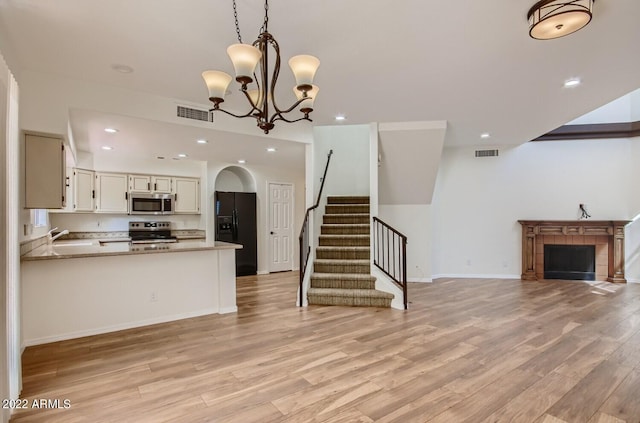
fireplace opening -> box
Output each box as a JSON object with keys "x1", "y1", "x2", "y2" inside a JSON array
[{"x1": 544, "y1": 244, "x2": 596, "y2": 281}]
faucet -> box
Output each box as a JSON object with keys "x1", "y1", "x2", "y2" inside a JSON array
[{"x1": 47, "y1": 227, "x2": 69, "y2": 244}]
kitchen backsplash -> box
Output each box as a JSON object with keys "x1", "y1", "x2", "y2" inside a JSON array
[{"x1": 49, "y1": 213, "x2": 204, "y2": 232}]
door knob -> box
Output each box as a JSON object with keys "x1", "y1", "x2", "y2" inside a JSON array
[{"x1": 270, "y1": 231, "x2": 274, "y2": 235}]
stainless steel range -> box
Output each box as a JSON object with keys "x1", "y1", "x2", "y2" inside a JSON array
[{"x1": 128, "y1": 221, "x2": 177, "y2": 244}]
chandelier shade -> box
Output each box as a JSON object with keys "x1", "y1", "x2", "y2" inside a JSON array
[
  {"x1": 202, "y1": 70, "x2": 233, "y2": 102},
  {"x1": 294, "y1": 84, "x2": 319, "y2": 112},
  {"x1": 227, "y1": 44, "x2": 262, "y2": 83},
  {"x1": 202, "y1": 0, "x2": 320, "y2": 134},
  {"x1": 289, "y1": 55, "x2": 321, "y2": 88},
  {"x1": 528, "y1": 0, "x2": 594, "y2": 40}
]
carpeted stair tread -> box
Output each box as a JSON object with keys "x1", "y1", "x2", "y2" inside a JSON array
[
  {"x1": 313, "y1": 259, "x2": 370, "y2": 274},
  {"x1": 307, "y1": 288, "x2": 393, "y2": 307},
  {"x1": 311, "y1": 273, "x2": 376, "y2": 289},
  {"x1": 319, "y1": 235, "x2": 370, "y2": 246},
  {"x1": 323, "y1": 214, "x2": 370, "y2": 224},
  {"x1": 327, "y1": 196, "x2": 370, "y2": 204},
  {"x1": 316, "y1": 246, "x2": 370, "y2": 260},
  {"x1": 321, "y1": 224, "x2": 370, "y2": 235},
  {"x1": 326, "y1": 204, "x2": 370, "y2": 214}
]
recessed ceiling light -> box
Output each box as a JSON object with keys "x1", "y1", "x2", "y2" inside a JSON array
[
  {"x1": 111, "y1": 64, "x2": 134, "y2": 74},
  {"x1": 101, "y1": 146, "x2": 113, "y2": 151},
  {"x1": 480, "y1": 133, "x2": 491, "y2": 139},
  {"x1": 238, "y1": 159, "x2": 246, "y2": 164},
  {"x1": 177, "y1": 153, "x2": 188, "y2": 158},
  {"x1": 266, "y1": 147, "x2": 277, "y2": 152},
  {"x1": 335, "y1": 115, "x2": 346, "y2": 121},
  {"x1": 104, "y1": 128, "x2": 118, "y2": 133},
  {"x1": 196, "y1": 139, "x2": 208, "y2": 144},
  {"x1": 564, "y1": 78, "x2": 581, "y2": 88}
]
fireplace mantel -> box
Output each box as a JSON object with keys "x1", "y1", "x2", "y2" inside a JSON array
[{"x1": 518, "y1": 220, "x2": 631, "y2": 283}]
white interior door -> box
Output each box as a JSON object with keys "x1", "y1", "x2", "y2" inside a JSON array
[{"x1": 268, "y1": 182, "x2": 294, "y2": 272}]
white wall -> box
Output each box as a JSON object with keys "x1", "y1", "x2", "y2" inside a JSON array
[
  {"x1": 0, "y1": 48, "x2": 10, "y2": 423},
  {"x1": 313, "y1": 125, "x2": 371, "y2": 197},
  {"x1": 432, "y1": 138, "x2": 640, "y2": 280},
  {"x1": 378, "y1": 205, "x2": 433, "y2": 282}
]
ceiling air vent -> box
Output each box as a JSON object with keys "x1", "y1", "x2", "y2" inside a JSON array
[
  {"x1": 177, "y1": 105, "x2": 210, "y2": 122},
  {"x1": 475, "y1": 149, "x2": 499, "y2": 158}
]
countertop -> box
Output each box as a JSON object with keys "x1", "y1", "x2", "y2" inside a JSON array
[{"x1": 22, "y1": 239, "x2": 241, "y2": 261}]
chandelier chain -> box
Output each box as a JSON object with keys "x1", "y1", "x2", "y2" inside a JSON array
[
  {"x1": 232, "y1": 0, "x2": 242, "y2": 43},
  {"x1": 260, "y1": 0, "x2": 269, "y2": 34}
]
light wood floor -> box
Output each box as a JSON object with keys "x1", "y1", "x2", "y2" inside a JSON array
[{"x1": 11, "y1": 273, "x2": 640, "y2": 422}]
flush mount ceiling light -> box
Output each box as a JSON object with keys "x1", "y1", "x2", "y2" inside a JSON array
[
  {"x1": 564, "y1": 78, "x2": 581, "y2": 87},
  {"x1": 238, "y1": 159, "x2": 246, "y2": 164},
  {"x1": 196, "y1": 139, "x2": 208, "y2": 144},
  {"x1": 101, "y1": 146, "x2": 113, "y2": 151},
  {"x1": 480, "y1": 133, "x2": 491, "y2": 139},
  {"x1": 202, "y1": 0, "x2": 320, "y2": 134},
  {"x1": 104, "y1": 128, "x2": 118, "y2": 133},
  {"x1": 335, "y1": 115, "x2": 346, "y2": 121},
  {"x1": 177, "y1": 153, "x2": 188, "y2": 158},
  {"x1": 266, "y1": 147, "x2": 276, "y2": 152},
  {"x1": 528, "y1": 0, "x2": 594, "y2": 40}
]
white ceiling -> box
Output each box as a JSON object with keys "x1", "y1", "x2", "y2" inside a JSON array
[{"x1": 1, "y1": 0, "x2": 639, "y2": 163}]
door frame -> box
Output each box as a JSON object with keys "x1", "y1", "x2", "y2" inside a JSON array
[{"x1": 267, "y1": 181, "x2": 295, "y2": 273}]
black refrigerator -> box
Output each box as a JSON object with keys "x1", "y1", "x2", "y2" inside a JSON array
[{"x1": 215, "y1": 191, "x2": 258, "y2": 276}]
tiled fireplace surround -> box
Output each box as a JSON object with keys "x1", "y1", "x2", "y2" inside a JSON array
[{"x1": 519, "y1": 220, "x2": 631, "y2": 283}]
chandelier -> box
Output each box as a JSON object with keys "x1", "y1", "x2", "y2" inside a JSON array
[
  {"x1": 527, "y1": 0, "x2": 594, "y2": 40},
  {"x1": 202, "y1": 0, "x2": 320, "y2": 134}
]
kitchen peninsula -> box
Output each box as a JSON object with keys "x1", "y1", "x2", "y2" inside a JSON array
[{"x1": 21, "y1": 240, "x2": 241, "y2": 346}]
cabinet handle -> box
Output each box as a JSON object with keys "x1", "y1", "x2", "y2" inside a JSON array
[
  {"x1": 92, "y1": 190, "x2": 95, "y2": 199},
  {"x1": 154, "y1": 183, "x2": 157, "y2": 191},
  {"x1": 125, "y1": 192, "x2": 128, "y2": 200},
  {"x1": 148, "y1": 182, "x2": 150, "y2": 191},
  {"x1": 175, "y1": 193, "x2": 177, "y2": 202}
]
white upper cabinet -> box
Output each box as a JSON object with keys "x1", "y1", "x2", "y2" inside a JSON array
[
  {"x1": 24, "y1": 132, "x2": 66, "y2": 209},
  {"x1": 96, "y1": 172, "x2": 128, "y2": 213},
  {"x1": 74, "y1": 168, "x2": 95, "y2": 212},
  {"x1": 174, "y1": 177, "x2": 200, "y2": 214},
  {"x1": 152, "y1": 176, "x2": 173, "y2": 193},
  {"x1": 129, "y1": 174, "x2": 152, "y2": 192}
]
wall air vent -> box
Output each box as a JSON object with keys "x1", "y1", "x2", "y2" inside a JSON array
[
  {"x1": 177, "y1": 105, "x2": 210, "y2": 122},
  {"x1": 475, "y1": 149, "x2": 499, "y2": 158}
]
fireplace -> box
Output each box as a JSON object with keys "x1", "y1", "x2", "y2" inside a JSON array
[
  {"x1": 518, "y1": 220, "x2": 630, "y2": 283},
  {"x1": 544, "y1": 244, "x2": 595, "y2": 281}
]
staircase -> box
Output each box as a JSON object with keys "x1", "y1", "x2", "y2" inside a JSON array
[{"x1": 307, "y1": 196, "x2": 394, "y2": 308}]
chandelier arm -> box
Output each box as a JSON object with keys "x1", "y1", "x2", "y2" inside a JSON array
[
  {"x1": 239, "y1": 87, "x2": 260, "y2": 111},
  {"x1": 209, "y1": 107, "x2": 256, "y2": 120},
  {"x1": 271, "y1": 96, "x2": 311, "y2": 116},
  {"x1": 271, "y1": 114, "x2": 312, "y2": 124}
]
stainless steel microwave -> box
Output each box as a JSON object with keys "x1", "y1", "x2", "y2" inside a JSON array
[{"x1": 129, "y1": 193, "x2": 175, "y2": 215}]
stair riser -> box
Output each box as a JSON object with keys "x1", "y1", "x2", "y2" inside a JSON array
[
  {"x1": 314, "y1": 262, "x2": 370, "y2": 274},
  {"x1": 316, "y1": 250, "x2": 370, "y2": 260},
  {"x1": 308, "y1": 295, "x2": 392, "y2": 308},
  {"x1": 323, "y1": 215, "x2": 370, "y2": 224},
  {"x1": 319, "y1": 237, "x2": 370, "y2": 247},
  {"x1": 327, "y1": 197, "x2": 370, "y2": 205},
  {"x1": 325, "y1": 205, "x2": 370, "y2": 214},
  {"x1": 321, "y1": 225, "x2": 369, "y2": 235},
  {"x1": 310, "y1": 280, "x2": 376, "y2": 290}
]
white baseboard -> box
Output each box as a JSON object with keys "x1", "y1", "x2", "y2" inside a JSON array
[
  {"x1": 408, "y1": 277, "x2": 432, "y2": 283},
  {"x1": 219, "y1": 306, "x2": 238, "y2": 314},
  {"x1": 431, "y1": 273, "x2": 521, "y2": 280},
  {"x1": 23, "y1": 307, "x2": 219, "y2": 347},
  {"x1": 626, "y1": 278, "x2": 640, "y2": 284},
  {"x1": 257, "y1": 270, "x2": 269, "y2": 275}
]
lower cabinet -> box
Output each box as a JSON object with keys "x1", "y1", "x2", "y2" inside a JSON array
[{"x1": 95, "y1": 172, "x2": 128, "y2": 213}]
